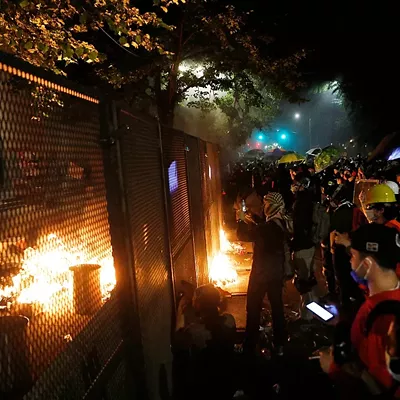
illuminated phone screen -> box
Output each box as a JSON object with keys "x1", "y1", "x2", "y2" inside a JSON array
[{"x1": 306, "y1": 302, "x2": 334, "y2": 321}]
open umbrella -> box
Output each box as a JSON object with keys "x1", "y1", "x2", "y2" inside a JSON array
[
  {"x1": 278, "y1": 152, "x2": 305, "y2": 164},
  {"x1": 314, "y1": 146, "x2": 341, "y2": 172}
]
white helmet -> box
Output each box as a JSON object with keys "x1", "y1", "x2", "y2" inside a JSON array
[{"x1": 385, "y1": 181, "x2": 399, "y2": 195}]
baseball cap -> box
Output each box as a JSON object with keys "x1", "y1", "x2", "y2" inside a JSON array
[{"x1": 351, "y1": 223, "x2": 400, "y2": 270}]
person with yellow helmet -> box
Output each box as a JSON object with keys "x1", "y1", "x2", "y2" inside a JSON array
[
  {"x1": 364, "y1": 184, "x2": 399, "y2": 227},
  {"x1": 336, "y1": 183, "x2": 400, "y2": 283},
  {"x1": 338, "y1": 183, "x2": 400, "y2": 247}
]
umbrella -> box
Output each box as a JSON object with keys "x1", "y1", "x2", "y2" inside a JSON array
[
  {"x1": 314, "y1": 146, "x2": 341, "y2": 173},
  {"x1": 278, "y1": 153, "x2": 305, "y2": 164}
]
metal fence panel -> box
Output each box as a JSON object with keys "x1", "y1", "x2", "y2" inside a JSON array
[
  {"x1": 118, "y1": 110, "x2": 173, "y2": 400},
  {"x1": 185, "y1": 135, "x2": 208, "y2": 286},
  {"x1": 161, "y1": 127, "x2": 191, "y2": 256},
  {"x1": 198, "y1": 141, "x2": 213, "y2": 269},
  {"x1": 0, "y1": 58, "x2": 124, "y2": 399},
  {"x1": 161, "y1": 127, "x2": 196, "y2": 292},
  {"x1": 212, "y1": 144, "x2": 223, "y2": 230},
  {"x1": 0, "y1": 55, "x2": 225, "y2": 400},
  {"x1": 206, "y1": 143, "x2": 221, "y2": 257}
]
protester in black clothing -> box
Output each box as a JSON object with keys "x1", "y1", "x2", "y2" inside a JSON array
[
  {"x1": 291, "y1": 173, "x2": 318, "y2": 319},
  {"x1": 343, "y1": 168, "x2": 356, "y2": 202},
  {"x1": 330, "y1": 198, "x2": 366, "y2": 308},
  {"x1": 238, "y1": 192, "x2": 288, "y2": 355},
  {"x1": 173, "y1": 285, "x2": 237, "y2": 400},
  {"x1": 277, "y1": 164, "x2": 294, "y2": 210}
]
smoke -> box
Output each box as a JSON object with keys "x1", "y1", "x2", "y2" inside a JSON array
[{"x1": 173, "y1": 105, "x2": 229, "y2": 144}]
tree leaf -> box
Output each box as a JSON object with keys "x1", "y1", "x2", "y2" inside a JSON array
[
  {"x1": 37, "y1": 43, "x2": 49, "y2": 53},
  {"x1": 119, "y1": 37, "x2": 128, "y2": 46},
  {"x1": 161, "y1": 6, "x2": 168, "y2": 12},
  {"x1": 88, "y1": 50, "x2": 98, "y2": 61},
  {"x1": 19, "y1": 0, "x2": 29, "y2": 8},
  {"x1": 135, "y1": 35, "x2": 142, "y2": 44},
  {"x1": 65, "y1": 46, "x2": 74, "y2": 59},
  {"x1": 98, "y1": 53, "x2": 107, "y2": 62},
  {"x1": 24, "y1": 41, "x2": 33, "y2": 50},
  {"x1": 75, "y1": 47, "x2": 84, "y2": 57}
]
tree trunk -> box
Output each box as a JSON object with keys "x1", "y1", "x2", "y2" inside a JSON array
[
  {"x1": 156, "y1": 17, "x2": 184, "y2": 127},
  {"x1": 154, "y1": 69, "x2": 174, "y2": 126},
  {"x1": 157, "y1": 101, "x2": 175, "y2": 127}
]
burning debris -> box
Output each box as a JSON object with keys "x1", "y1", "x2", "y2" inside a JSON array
[
  {"x1": 0, "y1": 233, "x2": 116, "y2": 318},
  {"x1": 209, "y1": 230, "x2": 240, "y2": 288},
  {"x1": 220, "y1": 229, "x2": 246, "y2": 254}
]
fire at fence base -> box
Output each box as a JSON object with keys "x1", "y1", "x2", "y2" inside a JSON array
[
  {"x1": 208, "y1": 230, "x2": 245, "y2": 289},
  {"x1": 0, "y1": 54, "x2": 227, "y2": 400},
  {"x1": 0, "y1": 233, "x2": 117, "y2": 397}
]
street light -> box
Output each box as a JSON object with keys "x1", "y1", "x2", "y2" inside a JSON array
[
  {"x1": 281, "y1": 134, "x2": 287, "y2": 140},
  {"x1": 293, "y1": 112, "x2": 312, "y2": 148}
]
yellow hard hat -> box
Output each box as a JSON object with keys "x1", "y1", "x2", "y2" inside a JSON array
[{"x1": 366, "y1": 184, "x2": 397, "y2": 205}]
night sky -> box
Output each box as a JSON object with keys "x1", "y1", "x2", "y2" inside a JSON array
[{"x1": 234, "y1": 0, "x2": 400, "y2": 146}]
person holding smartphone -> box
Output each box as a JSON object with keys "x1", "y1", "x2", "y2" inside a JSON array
[
  {"x1": 238, "y1": 192, "x2": 289, "y2": 356},
  {"x1": 320, "y1": 224, "x2": 400, "y2": 398}
]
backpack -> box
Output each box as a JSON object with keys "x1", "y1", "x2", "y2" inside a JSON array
[
  {"x1": 311, "y1": 203, "x2": 330, "y2": 245},
  {"x1": 272, "y1": 218, "x2": 295, "y2": 280}
]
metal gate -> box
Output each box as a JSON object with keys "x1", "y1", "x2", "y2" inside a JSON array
[
  {"x1": 207, "y1": 143, "x2": 223, "y2": 250},
  {"x1": 0, "y1": 54, "x2": 225, "y2": 400},
  {"x1": 161, "y1": 127, "x2": 196, "y2": 293},
  {"x1": 116, "y1": 110, "x2": 174, "y2": 400},
  {"x1": 0, "y1": 55, "x2": 132, "y2": 399},
  {"x1": 185, "y1": 135, "x2": 208, "y2": 286}
]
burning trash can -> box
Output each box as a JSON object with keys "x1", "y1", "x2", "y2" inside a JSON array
[{"x1": 70, "y1": 264, "x2": 102, "y2": 316}]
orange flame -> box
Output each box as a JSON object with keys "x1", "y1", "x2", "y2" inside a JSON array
[
  {"x1": 209, "y1": 230, "x2": 238, "y2": 287},
  {"x1": 0, "y1": 233, "x2": 116, "y2": 312},
  {"x1": 209, "y1": 252, "x2": 238, "y2": 287}
]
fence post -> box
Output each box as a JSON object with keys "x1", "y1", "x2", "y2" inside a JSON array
[
  {"x1": 156, "y1": 118, "x2": 177, "y2": 316},
  {"x1": 99, "y1": 100, "x2": 148, "y2": 399},
  {"x1": 185, "y1": 139, "x2": 199, "y2": 288}
]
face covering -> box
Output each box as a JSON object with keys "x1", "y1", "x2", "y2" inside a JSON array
[
  {"x1": 350, "y1": 270, "x2": 368, "y2": 286},
  {"x1": 350, "y1": 259, "x2": 369, "y2": 286}
]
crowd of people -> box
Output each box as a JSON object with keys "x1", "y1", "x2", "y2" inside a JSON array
[
  {"x1": 171, "y1": 155, "x2": 400, "y2": 399},
  {"x1": 233, "y1": 155, "x2": 400, "y2": 398}
]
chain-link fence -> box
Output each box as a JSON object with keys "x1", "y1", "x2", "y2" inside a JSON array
[
  {"x1": 0, "y1": 56, "x2": 124, "y2": 400},
  {"x1": 0, "y1": 55, "x2": 223, "y2": 400}
]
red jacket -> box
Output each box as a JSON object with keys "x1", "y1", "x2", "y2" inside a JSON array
[{"x1": 351, "y1": 289, "x2": 400, "y2": 394}]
